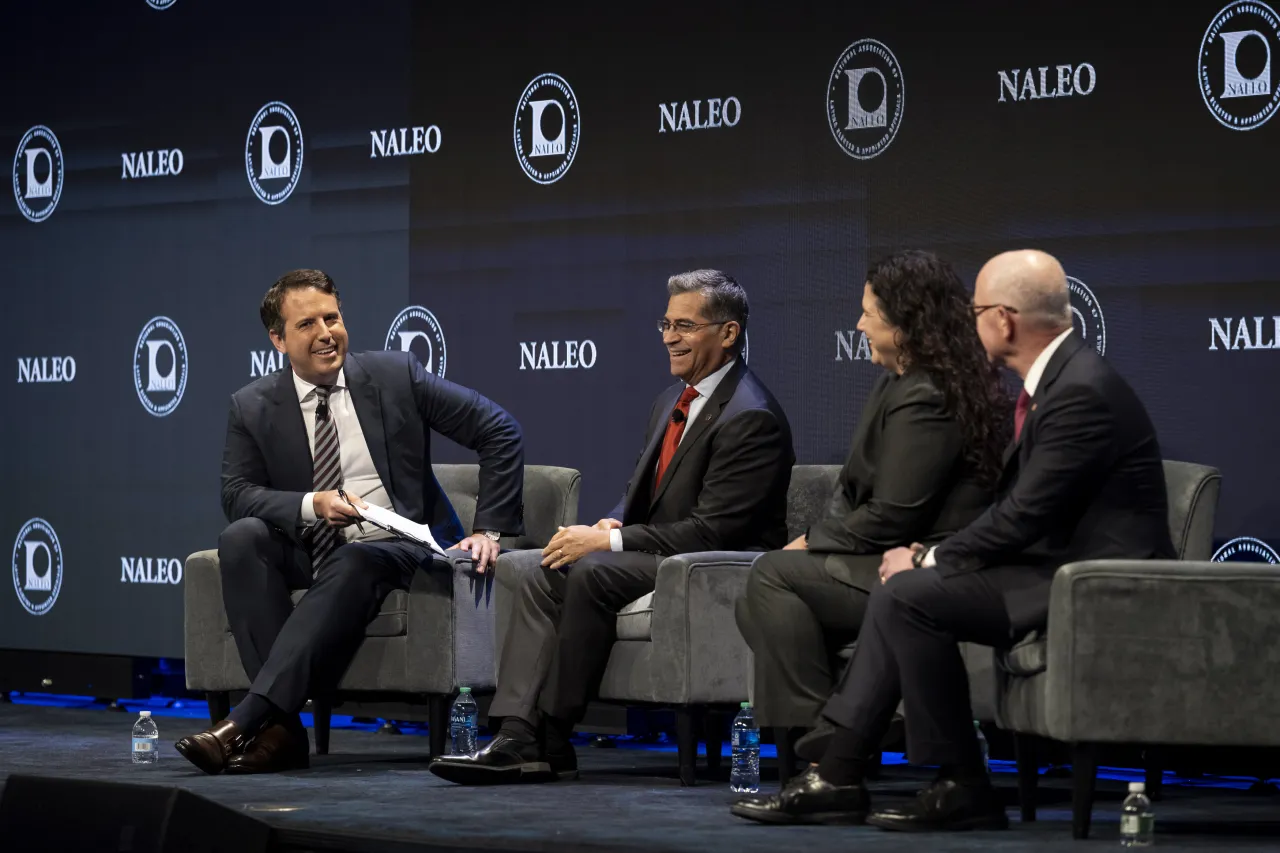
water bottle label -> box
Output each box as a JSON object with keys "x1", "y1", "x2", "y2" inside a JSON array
[
  {"x1": 731, "y1": 730, "x2": 760, "y2": 748},
  {"x1": 132, "y1": 738, "x2": 153, "y2": 752}
]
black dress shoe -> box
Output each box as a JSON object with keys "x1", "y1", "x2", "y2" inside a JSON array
[
  {"x1": 225, "y1": 723, "x2": 310, "y2": 775},
  {"x1": 793, "y1": 721, "x2": 835, "y2": 764},
  {"x1": 730, "y1": 766, "x2": 869, "y2": 825},
  {"x1": 546, "y1": 740, "x2": 579, "y2": 781},
  {"x1": 428, "y1": 734, "x2": 554, "y2": 785},
  {"x1": 174, "y1": 719, "x2": 247, "y2": 775},
  {"x1": 867, "y1": 777, "x2": 1009, "y2": 832}
]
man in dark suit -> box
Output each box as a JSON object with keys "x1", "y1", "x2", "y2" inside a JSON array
[
  {"x1": 175, "y1": 269, "x2": 524, "y2": 775},
  {"x1": 429, "y1": 269, "x2": 795, "y2": 785},
  {"x1": 732, "y1": 249, "x2": 1174, "y2": 830}
]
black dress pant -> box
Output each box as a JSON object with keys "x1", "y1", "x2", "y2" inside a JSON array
[
  {"x1": 734, "y1": 550, "x2": 877, "y2": 728},
  {"x1": 489, "y1": 550, "x2": 662, "y2": 725},
  {"x1": 822, "y1": 565, "x2": 1050, "y2": 767},
  {"x1": 218, "y1": 517, "x2": 439, "y2": 715}
]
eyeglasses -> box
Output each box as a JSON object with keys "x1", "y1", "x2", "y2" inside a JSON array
[
  {"x1": 657, "y1": 319, "x2": 727, "y2": 336},
  {"x1": 972, "y1": 304, "x2": 1020, "y2": 317}
]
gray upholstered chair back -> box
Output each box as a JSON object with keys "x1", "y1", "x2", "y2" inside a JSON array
[
  {"x1": 432, "y1": 464, "x2": 581, "y2": 549},
  {"x1": 785, "y1": 464, "x2": 843, "y2": 541},
  {"x1": 1162, "y1": 460, "x2": 1221, "y2": 561}
]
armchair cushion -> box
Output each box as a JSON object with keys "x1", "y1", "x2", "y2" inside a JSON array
[{"x1": 616, "y1": 592, "x2": 655, "y2": 641}]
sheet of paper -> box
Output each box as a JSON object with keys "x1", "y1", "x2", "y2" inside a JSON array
[{"x1": 355, "y1": 503, "x2": 448, "y2": 557}]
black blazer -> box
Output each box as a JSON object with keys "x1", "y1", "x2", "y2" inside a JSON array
[
  {"x1": 935, "y1": 335, "x2": 1174, "y2": 627},
  {"x1": 609, "y1": 361, "x2": 795, "y2": 556},
  {"x1": 220, "y1": 350, "x2": 525, "y2": 549},
  {"x1": 806, "y1": 370, "x2": 993, "y2": 585}
]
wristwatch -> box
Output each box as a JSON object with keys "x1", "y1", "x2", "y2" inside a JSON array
[
  {"x1": 478, "y1": 530, "x2": 502, "y2": 543},
  {"x1": 911, "y1": 546, "x2": 928, "y2": 568}
]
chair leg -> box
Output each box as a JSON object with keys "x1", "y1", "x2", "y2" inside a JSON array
[
  {"x1": 312, "y1": 698, "x2": 332, "y2": 756},
  {"x1": 1014, "y1": 732, "x2": 1039, "y2": 823},
  {"x1": 206, "y1": 691, "x2": 230, "y2": 726},
  {"x1": 428, "y1": 694, "x2": 449, "y2": 758},
  {"x1": 1071, "y1": 742, "x2": 1098, "y2": 840},
  {"x1": 1143, "y1": 750, "x2": 1163, "y2": 801},
  {"x1": 704, "y1": 711, "x2": 724, "y2": 774},
  {"x1": 775, "y1": 727, "x2": 798, "y2": 787},
  {"x1": 675, "y1": 707, "x2": 700, "y2": 787}
]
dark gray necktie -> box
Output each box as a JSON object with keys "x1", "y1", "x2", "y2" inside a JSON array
[{"x1": 307, "y1": 385, "x2": 343, "y2": 567}]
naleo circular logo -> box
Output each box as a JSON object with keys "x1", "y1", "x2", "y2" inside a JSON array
[
  {"x1": 12, "y1": 126, "x2": 64, "y2": 223},
  {"x1": 386, "y1": 306, "x2": 448, "y2": 378},
  {"x1": 13, "y1": 518, "x2": 63, "y2": 616},
  {"x1": 246, "y1": 101, "x2": 304, "y2": 204},
  {"x1": 1200, "y1": 1, "x2": 1280, "y2": 130},
  {"x1": 133, "y1": 316, "x2": 189, "y2": 416},
  {"x1": 514, "y1": 73, "x2": 581, "y2": 185},
  {"x1": 1066, "y1": 275, "x2": 1106, "y2": 356},
  {"x1": 1212, "y1": 535, "x2": 1280, "y2": 563},
  {"x1": 827, "y1": 39, "x2": 904, "y2": 160}
]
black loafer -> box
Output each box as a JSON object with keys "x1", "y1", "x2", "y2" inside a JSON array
[
  {"x1": 867, "y1": 777, "x2": 1009, "y2": 832},
  {"x1": 428, "y1": 734, "x2": 554, "y2": 785},
  {"x1": 730, "y1": 766, "x2": 869, "y2": 825}
]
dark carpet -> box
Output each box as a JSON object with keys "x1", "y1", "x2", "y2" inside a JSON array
[{"x1": 1, "y1": 704, "x2": 1278, "y2": 852}]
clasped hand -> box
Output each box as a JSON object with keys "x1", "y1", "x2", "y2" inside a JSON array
[
  {"x1": 541, "y1": 519, "x2": 618, "y2": 570},
  {"x1": 878, "y1": 543, "x2": 924, "y2": 584}
]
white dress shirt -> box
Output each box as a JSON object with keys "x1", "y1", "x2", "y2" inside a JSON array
[
  {"x1": 294, "y1": 368, "x2": 394, "y2": 543},
  {"x1": 609, "y1": 359, "x2": 737, "y2": 552},
  {"x1": 922, "y1": 328, "x2": 1073, "y2": 568}
]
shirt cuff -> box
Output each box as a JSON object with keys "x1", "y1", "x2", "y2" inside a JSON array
[
  {"x1": 609, "y1": 528, "x2": 623, "y2": 552},
  {"x1": 301, "y1": 493, "x2": 317, "y2": 523},
  {"x1": 922, "y1": 546, "x2": 938, "y2": 569}
]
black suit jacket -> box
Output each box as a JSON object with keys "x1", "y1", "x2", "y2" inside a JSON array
[
  {"x1": 220, "y1": 350, "x2": 525, "y2": 549},
  {"x1": 609, "y1": 361, "x2": 795, "y2": 556},
  {"x1": 934, "y1": 335, "x2": 1174, "y2": 629},
  {"x1": 806, "y1": 370, "x2": 993, "y2": 587}
]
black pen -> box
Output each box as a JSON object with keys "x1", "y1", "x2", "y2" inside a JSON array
[{"x1": 337, "y1": 488, "x2": 366, "y2": 534}]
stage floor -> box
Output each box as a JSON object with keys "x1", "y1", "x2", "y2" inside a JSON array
[{"x1": 1, "y1": 703, "x2": 1277, "y2": 852}]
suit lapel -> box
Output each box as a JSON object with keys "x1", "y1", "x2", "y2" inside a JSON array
[
  {"x1": 266, "y1": 369, "x2": 313, "y2": 491},
  {"x1": 999, "y1": 334, "x2": 1087, "y2": 469},
  {"x1": 650, "y1": 361, "x2": 744, "y2": 509},
  {"x1": 343, "y1": 354, "x2": 396, "y2": 506},
  {"x1": 624, "y1": 385, "x2": 681, "y2": 516}
]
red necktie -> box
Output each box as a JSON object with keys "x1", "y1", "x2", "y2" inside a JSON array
[
  {"x1": 654, "y1": 386, "x2": 701, "y2": 490},
  {"x1": 1014, "y1": 389, "x2": 1031, "y2": 442}
]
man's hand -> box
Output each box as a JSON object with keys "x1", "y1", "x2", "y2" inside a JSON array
[
  {"x1": 542, "y1": 525, "x2": 611, "y2": 570},
  {"x1": 878, "y1": 546, "x2": 917, "y2": 584},
  {"x1": 313, "y1": 490, "x2": 366, "y2": 527},
  {"x1": 593, "y1": 518, "x2": 623, "y2": 532},
  {"x1": 783, "y1": 534, "x2": 808, "y2": 551},
  {"x1": 452, "y1": 533, "x2": 501, "y2": 574}
]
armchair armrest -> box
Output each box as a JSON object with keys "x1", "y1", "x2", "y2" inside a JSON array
[
  {"x1": 648, "y1": 551, "x2": 761, "y2": 705},
  {"x1": 1036, "y1": 559, "x2": 1280, "y2": 746}
]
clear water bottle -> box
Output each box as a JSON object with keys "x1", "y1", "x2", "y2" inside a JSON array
[
  {"x1": 449, "y1": 687, "x2": 478, "y2": 756},
  {"x1": 730, "y1": 702, "x2": 760, "y2": 793},
  {"x1": 975, "y1": 720, "x2": 990, "y2": 772},
  {"x1": 131, "y1": 710, "x2": 159, "y2": 764},
  {"x1": 1120, "y1": 781, "x2": 1155, "y2": 847}
]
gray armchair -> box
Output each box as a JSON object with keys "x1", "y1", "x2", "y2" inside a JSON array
[
  {"x1": 996, "y1": 460, "x2": 1252, "y2": 838},
  {"x1": 494, "y1": 465, "x2": 844, "y2": 785},
  {"x1": 184, "y1": 464, "x2": 580, "y2": 758}
]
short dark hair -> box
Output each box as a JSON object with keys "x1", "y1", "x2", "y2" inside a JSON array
[
  {"x1": 666, "y1": 269, "x2": 749, "y2": 351},
  {"x1": 260, "y1": 269, "x2": 341, "y2": 337}
]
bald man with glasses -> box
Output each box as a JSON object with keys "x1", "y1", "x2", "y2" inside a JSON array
[{"x1": 430, "y1": 269, "x2": 795, "y2": 786}]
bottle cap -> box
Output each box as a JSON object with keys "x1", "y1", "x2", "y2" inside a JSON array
[
  {"x1": 740, "y1": 702, "x2": 751, "y2": 709},
  {"x1": 1129, "y1": 782, "x2": 1145, "y2": 793},
  {"x1": 139, "y1": 711, "x2": 151, "y2": 717},
  {"x1": 459, "y1": 687, "x2": 471, "y2": 694}
]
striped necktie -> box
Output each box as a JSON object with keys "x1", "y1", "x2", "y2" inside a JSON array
[{"x1": 307, "y1": 385, "x2": 343, "y2": 567}]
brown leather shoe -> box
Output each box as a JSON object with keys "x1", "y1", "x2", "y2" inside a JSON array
[
  {"x1": 225, "y1": 723, "x2": 310, "y2": 775},
  {"x1": 174, "y1": 719, "x2": 246, "y2": 775}
]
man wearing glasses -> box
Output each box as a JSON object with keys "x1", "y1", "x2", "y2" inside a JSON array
[{"x1": 430, "y1": 269, "x2": 795, "y2": 785}]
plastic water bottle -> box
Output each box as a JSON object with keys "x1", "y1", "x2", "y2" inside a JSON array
[
  {"x1": 730, "y1": 702, "x2": 760, "y2": 793},
  {"x1": 1120, "y1": 782, "x2": 1155, "y2": 846},
  {"x1": 449, "y1": 687, "x2": 478, "y2": 756},
  {"x1": 131, "y1": 711, "x2": 159, "y2": 764},
  {"x1": 975, "y1": 720, "x2": 990, "y2": 772}
]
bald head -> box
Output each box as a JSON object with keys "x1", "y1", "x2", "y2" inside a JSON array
[{"x1": 977, "y1": 250, "x2": 1072, "y2": 331}]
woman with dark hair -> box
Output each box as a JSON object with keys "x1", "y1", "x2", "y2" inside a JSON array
[{"x1": 735, "y1": 249, "x2": 1010, "y2": 776}]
